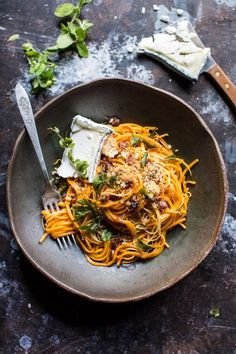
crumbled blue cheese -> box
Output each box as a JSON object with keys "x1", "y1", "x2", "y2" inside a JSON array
[
  {"x1": 57, "y1": 115, "x2": 113, "y2": 182},
  {"x1": 138, "y1": 20, "x2": 211, "y2": 80}
]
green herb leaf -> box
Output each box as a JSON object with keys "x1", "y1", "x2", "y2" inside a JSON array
[
  {"x1": 73, "y1": 159, "x2": 89, "y2": 178},
  {"x1": 93, "y1": 173, "x2": 117, "y2": 193},
  {"x1": 48, "y1": 126, "x2": 60, "y2": 134},
  {"x1": 79, "y1": 0, "x2": 93, "y2": 8},
  {"x1": 54, "y1": 3, "x2": 75, "y2": 17},
  {"x1": 131, "y1": 135, "x2": 141, "y2": 146},
  {"x1": 76, "y1": 41, "x2": 89, "y2": 57},
  {"x1": 8, "y1": 34, "x2": 20, "y2": 41},
  {"x1": 67, "y1": 21, "x2": 78, "y2": 35},
  {"x1": 136, "y1": 240, "x2": 152, "y2": 251},
  {"x1": 77, "y1": 19, "x2": 93, "y2": 31},
  {"x1": 140, "y1": 188, "x2": 153, "y2": 200},
  {"x1": 140, "y1": 152, "x2": 148, "y2": 168},
  {"x1": 209, "y1": 308, "x2": 220, "y2": 318},
  {"x1": 56, "y1": 32, "x2": 74, "y2": 49},
  {"x1": 73, "y1": 199, "x2": 99, "y2": 220},
  {"x1": 101, "y1": 229, "x2": 112, "y2": 241},
  {"x1": 75, "y1": 27, "x2": 86, "y2": 41},
  {"x1": 165, "y1": 154, "x2": 177, "y2": 160}
]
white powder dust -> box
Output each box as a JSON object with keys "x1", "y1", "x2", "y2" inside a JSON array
[
  {"x1": 22, "y1": 35, "x2": 154, "y2": 96},
  {"x1": 200, "y1": 89, "x2": 233, "y2": 125},
  {"x1": 218, "y1": 213, "x2": 236, "y2": 253},
  {"x1": 19, "y1": 335, "x2": 32, "y2": 351},
  {"x1": 215, "y1": 0, "x2": 236, "y2": 7}
]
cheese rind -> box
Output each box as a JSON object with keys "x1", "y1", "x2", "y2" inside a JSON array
[
  {"x1": 138, "y1": 20, "x2": 211, "y2": 80},
  {"x1": 57, "y1": 115, "x2": 113, "y2": 182}
]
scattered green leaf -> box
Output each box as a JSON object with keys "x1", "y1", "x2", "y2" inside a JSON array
[
  {"x1": 136, "y1": 240, "x2": 152, "y2": 251},
  {"x1": 73, "y1": 199, "x2": 99, "y2": 221},
  {"x1": 93, "y1": 173, "x2": 117, "y2": 193},
  {"x1": 48, "y1": 126, "x2": 74, "y2": 149},
  {"x1": 8, "y1": 34, "x2": 20, "y2": 42},
  {"x1": 140, "y1": 152, "x2": 148, "y2": 168},
  {"x1": 101, "y1": 229, "x2": 112, "y2": 241},
  {"x1": 131, "y1": 135, "x2": 141, "y2": 146},
  {"x1": 165, "y1": 154, "x2": 177, "y2": 160},
  {"x1": 140, "y1": 188, "x2": 153, "y2": 200},
  {"x1": 54, "y1": 3, "x2": 75, "y2": 17},
  {"x1": 56, "y1": 32, "x2": 74, "y2": 49},
  {"x1": 22, "y1": 0, "x2": 93, "y2": 93},
  {"x1": 209, "y1": 308, "x2": 220, "y2": 318}
]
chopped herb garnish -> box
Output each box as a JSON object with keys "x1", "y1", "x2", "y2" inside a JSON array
[
  {"x1": 140, "y1": 188, "x2": 153, "y2": 200},
  {"x1": 101, "y1": 229, "x2": 112, "y2": 241},
  {"x1": 165, "y1": 154, "x2": 177, "y2": 160},
  {"x1": 48, "y1": 126, "x2": 74, "y2": 149},
  {"x1": 8, "y1": 34, "x2": 20, "y2": 42},
  {"x1": 131, "y1": 135, "x2": 141, "y2": 146},
  {"x1": 140, "y1": 152, "x2": 148, "y2": 168},
  {"x1": 93, "y1": 173, "x2": 117, "y2": 193},
  {"x1": 73, "y1": 199, "x2": 99, "y2": 221},
  {"x1": 209, "y1": 308, "x2": 220, "y2": 318},
  {"x1": 136, "y1": 240, "x2": 152, "y2": 251}
]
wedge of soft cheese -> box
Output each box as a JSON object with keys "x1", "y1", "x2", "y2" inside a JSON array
[
  {"x1": 138, "y1": 20, "x2": 210, "y2": 80},
  {"x1": 57, "y1": 115, "x2": 113, "y2": 182}
]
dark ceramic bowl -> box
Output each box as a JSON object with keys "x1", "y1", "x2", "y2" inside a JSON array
[{"x1": 7, "y1": 78, "x2": 228, "y2": 302}]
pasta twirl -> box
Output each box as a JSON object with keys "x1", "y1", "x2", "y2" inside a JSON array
[{"x1": 41, "y1": 122, "x2": 198, "y2": 267}]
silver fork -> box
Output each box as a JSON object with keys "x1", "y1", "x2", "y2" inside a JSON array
[{"x1": 15, "y1": 83, "x2": 76, "y2": 250}]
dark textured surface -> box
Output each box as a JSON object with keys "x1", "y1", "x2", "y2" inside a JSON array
[{"x1": 0, "y1": 0, "x2": 236, "y2": 353}]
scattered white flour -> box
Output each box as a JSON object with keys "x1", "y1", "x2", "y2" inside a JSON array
[
  {"x1": 19, "y1": 335, "x2": 32, "y2": 352},
  {"x1": 225, "y1": 138, "x2": 236, "y2": 163},
  {"x1": 0, "y1": 261, "x2": 6, "y2": 270},
  {"x1": 49, "y1": 335, "x2": 60, "y2": 345},
  {"x1": 228, "y1": 192, "x2": 236, "y2": 202},
  {"x1": 22, "y1": 35, "x2": 154, "y2": 96},
  {"x1": 215, "y1": 0, "x2": 236, "y2": 7},
  {"x1": 27, "y1": 303, "x2": 31, "y2": 309},
  {"x1": 0, "y1": 26, "x2": 6, "y2": 31},
  {"x1": 200, "y1": 89, "x2": 233, "y2": 125},
  {"x1": 218, "y1": 213, "x2": 236, "y2": 253}
]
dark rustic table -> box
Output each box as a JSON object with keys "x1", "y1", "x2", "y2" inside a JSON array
[{"x1": 0, "y1": 0, "x2": 236, "y2": 353}]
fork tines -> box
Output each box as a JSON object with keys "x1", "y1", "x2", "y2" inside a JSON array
[{"x1": 56, "y1": 234, "x2": 77, "y2": 250}]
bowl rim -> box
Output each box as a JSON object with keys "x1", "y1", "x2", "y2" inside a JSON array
[{"x1": 7, "y1": 77, "x2": 228, "y2": 302}]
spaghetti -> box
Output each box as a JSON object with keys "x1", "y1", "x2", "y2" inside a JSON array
[{"x1": 41, "y1": 122, "x2": 198, "y2": 267}]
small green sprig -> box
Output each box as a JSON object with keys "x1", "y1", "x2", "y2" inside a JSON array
[
  {"x1": 49, "y1": 126, "x2": 88, "y2": 178},
  {"x1": 140, "y1": 152, "x2": 148, "y2": 168},
  {"x1": 93, "y1": 173, "x2": 117, "y2": 193},
  {"x1": 22, "y1": 43, "x2": 56, "y2": 93},
  {"x1": 22, "y1": 0, "x2": 93, "y2": 93}
]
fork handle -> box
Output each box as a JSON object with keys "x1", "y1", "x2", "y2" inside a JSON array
[{"x1": 15, "y1": 84, "x2": 50, "y2": 184}]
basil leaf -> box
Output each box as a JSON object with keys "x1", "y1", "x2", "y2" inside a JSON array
[
  {"x1": 140, "y1": 152, "x2": 148, "y2": 168},
  {"x1": 101, "y1": 229, "x2": 112, "y2": 241},
  {"x1": 8, "y1": 34, "x2": 20, "y2": 41},
  {"x1": 76, "y1": 41, "x2": 89, "y2": 57},
  {"x1": 56, "y1": 32, "x2": 74, "y2": 49},
  {"x1": 54, "y1": 3, "x2": 75, "y2": 17}
]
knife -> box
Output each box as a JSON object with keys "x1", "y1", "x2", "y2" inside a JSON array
[{"x1": 139, "y1": 18, "x2": 236, "y2": 109}]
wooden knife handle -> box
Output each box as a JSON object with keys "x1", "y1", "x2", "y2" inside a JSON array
[{"x1": 208, "y1": 63, "x2": 236, "y2": 109}]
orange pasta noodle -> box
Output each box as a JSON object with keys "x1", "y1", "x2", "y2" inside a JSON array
[{"x1": 41, "y1": 122, "x2": 198, "y2": 267}]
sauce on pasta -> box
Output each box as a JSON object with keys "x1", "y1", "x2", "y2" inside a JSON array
[{"x1": 41, "y1": 121, "x2": 198, "y2": 267}]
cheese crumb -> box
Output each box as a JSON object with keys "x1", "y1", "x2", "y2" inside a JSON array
[
  {"x1": 141, "y1": 7, "x2": 146, "y2": 14},
  {"x1": 153, "y1": 4, "x2": 159, "y2": 11},
  {"x1": 177, "y1": 9, "x2": 184, "y2": 16},
  {"x1": 160, "y1": 15, "x2": 170, "y2": 23}
]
